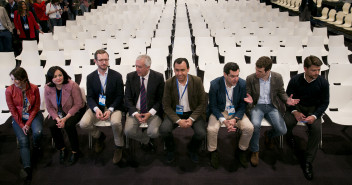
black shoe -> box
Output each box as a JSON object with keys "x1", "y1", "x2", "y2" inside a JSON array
[
  {"x1": 166, "y1": 151, "x2": 175, "y2": 163},
  {"x1": 210, "y1": 151, "x2": 219, "y2": 169},
  {"x1": 238, "y1": 149, "x2": 248, "y2": 168},
  {"x1": 303, "y1": 162, "x2": 314, "y2": 180},
  {"x1": 188, "y1": 151, "x2": 199, "y2": 163},
  {"x1": 141, "y1": 140, "x2": 156, "y2": 152},
  {"x1": 59, "y1": 149, "x2": 67, "y2": 164},
  {"x1": 68, "y1": 152, "x2": 80, "y2": 166},
  {"x1": 95, "y1": 132, "x2": 106, "y2": 153}
]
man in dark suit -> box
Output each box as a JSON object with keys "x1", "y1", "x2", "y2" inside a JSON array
[
  {"x1": 284, "y1": 56, "x2": 329, "y2": 180},
  {"x1": 160, "y1": 58, "x2": 206, "y2": 164},
  {"x1": 207, "y1": 62, "x2": 253, "y2": 169},
  {"x1": 124, "y1": 55, "x2": 164, "y2": 151},
  {"x1": 79, "y1": 49, "x2": 125, "y2": 165},
  {"x1": 245, "y1": 56, "x2": 299, "y2": 167}
]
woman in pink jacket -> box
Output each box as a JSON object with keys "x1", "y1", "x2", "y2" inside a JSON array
[{"x1": 44, "y1": 66, "x2": 86, "y2": 165}]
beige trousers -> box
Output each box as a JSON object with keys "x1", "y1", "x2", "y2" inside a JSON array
[
  {"x1": 207, "y1": 112, "x2": 253, "y2": 151},
  {"x1": 79, "y1": 109, "x2": 124, "y2": 147},
  {"x1": 124, "y1": 115, "x2": 162, "y2": 144}
]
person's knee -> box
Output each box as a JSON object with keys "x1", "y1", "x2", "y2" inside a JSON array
[
  {"x1": 207, "y1": 125, "x2": 219, "y2": 136},
  {"x1": 277, "y1": 124, "x2": 287, "y2": 135},
  {"x1": 124, "y1": 126, "x2": 136, "y2": 137},
  {"x1": 242, "y1": 123, "x2": 254, "y2": 134},
  {"x1": 159, "y1": 123, "x2": 172, "y2": 137},
  {"x1": 147, "y1": 127, "x2": 159, "y2": 138},
  {"x1": 18, "y1": 136, "x2": 29, "y2": 147}
]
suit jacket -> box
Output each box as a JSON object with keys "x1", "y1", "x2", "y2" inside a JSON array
[
  {"x1": 246, "y1": 71, "x2": 288, "y2": 111},
  {"x1": 5, "y1": 2, "x2": 17, "y2": 23},
  {"x1": 163, "y1": 74, "x2": 206, "y2": 123},
  {"x1": 87, "y1": 68, "x2": 124, "y2": 112},
  {"x1": 209, "y1": 76, "x2": 247, "y2": 120},
  {"x1": 0, "y1": 6, "x2": 13, "y2": 33},
  {"x1": 125, "y1": 69, "x2": 165, "y2": 118},
  {"x1": 44, "y1": 80, "x2": 84, "y2": 119}
]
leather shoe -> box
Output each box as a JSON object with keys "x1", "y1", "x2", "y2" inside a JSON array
[
  {"x1": 210, "y1": 151, "x2": 219, "y2": 169},
  {"x1": 94, "y1": 132, "x2": 106, "y2": 153},
  {"x1": 264, "y1": 131, "x2": 275, "y2": 150},
  {"x1": 303, "y1": 162, "x2": 314, "y2": 180},
  {"x1": 59, "y1": 149, "x2": 66, "y2": 164},
  {"x1": 250, "y1": 152, "x2": 259, "y2": 167},
  {"x1": 141, "y1": 140, "x2": 156, "y2": 152},
  {"x1": 238, "y1": 149, "x2": 248, "y2": 168},
  {"x1": 166, "y1": 151, "x2": 175, "y2": 163},
  {"x1": 112, "y1": 148, "x2": 123, "y2": 164},
  {"x1": 68, "y1": 152, "x2": 81, "y2": 166}
]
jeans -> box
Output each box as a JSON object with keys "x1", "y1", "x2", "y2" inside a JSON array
[
  {"x1": 249, "y1": 104, "x2": 287, "y2": 152},
  {"x1": 0, "y1": 30, "x2": 13, "y2": 52},
  {"x1": 12, "y1": 112, "x2": 43, "y2": 168}
]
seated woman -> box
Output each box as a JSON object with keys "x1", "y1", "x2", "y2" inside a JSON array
[
  {"x1": 44, "y1": 66, "x2": 86, "y2": 165},
  {"x1": 5, "y1": 67, "x2": 43, "y2": 185}
]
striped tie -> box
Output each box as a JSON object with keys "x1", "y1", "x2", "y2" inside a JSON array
[{"x1": 140, "y1": 77, "x2": 147, "y2": 113}]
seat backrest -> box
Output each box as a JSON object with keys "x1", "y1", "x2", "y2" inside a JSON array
[
  {"x1": 0, "y1": 52, "x2": 16, "y2": 68},
  {"x1": 329, "y1": 63, "x2": 352, "y2": 86},
  {"x1": 342, "y1": 3, "x2": 351, "y2": 14},
  {"x1": 327, "y1": 46, "x2": 350, "y2": 65}
]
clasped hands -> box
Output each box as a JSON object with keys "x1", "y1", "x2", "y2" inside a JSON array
[
  {"x1": 223, "y1": 119, "x2": 237, "y2": 132},
  {"x1": 95, "y1": 109, "x2": 111, "y2": 121},
  {"x1": 134, "y1": 112, "x2": 151, "y2": 124},
  {"x1": 55, "y1": 116, "x2": 67, "y2": 128},
  {"x1": 293, "y1": 111, "x2": 316, "y2": 124},
  {"x1": 178, "y1": 119, "x2": 193, "y2": 128}
]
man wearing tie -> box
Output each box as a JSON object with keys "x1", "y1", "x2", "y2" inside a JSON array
[
  {"x1": 79, "y1": 49, "x2": 125, "y2": 165},
  {"x1": 160, "y1": 58, "x2": 207, "y2": 164},
  {"x1": 124, "y1": 55, "x2": 165, "y2": 151}
]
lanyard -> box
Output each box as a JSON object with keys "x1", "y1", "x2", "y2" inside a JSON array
[
  {"x1": 100, "y1": 78, "x2": 107, "y2": 95},
  {"x1": 176, "y1": 75, "x2": 188, "y2": 101},
  {"x1": 56, "y1": 90, "x2": 62, "y2": 106},
  {"x1": 21, "y1": 15, "x2": 27, "y2": 24},
  {"x1": 225, "y1": 87, "x2": 233, "y2": 105}
]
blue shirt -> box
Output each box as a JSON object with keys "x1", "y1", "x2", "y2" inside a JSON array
[{"x1": 258, "y1": 73, "x2": 272, "y2": 104}]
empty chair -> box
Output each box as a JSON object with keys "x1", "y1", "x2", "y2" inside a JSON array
[
  {"x1": 107, "y1": 38, "x2": 124, "y2": 55},
  {"x1": 276, "y1": 47, "x2": 300, "y2": 71},
  {"x1": 151, "y1": 37, "x2": 171, "y2": 48},
  {"x1": 313, "y1": 7, "x2": 329, "y2": 20},
  {"x1": 246, "y1": 47, "x2": 271, "y2": 64},
  {"x1": 85, "y1": 39, "x2": 104, "y2": 57},
  {"x1": 328, "y1": 47, "x2": 350, "y2": 64},
  {"x1": 197, "y1": 47, "x2": 220, "y2": 70},
  {"x1": 272, "y1": 64, "x2": 290, "y2": 88},
  {"x1": 20, "y1": 51, "x2": 41, "y2": 68},
  {"x1": 325, "y1": 85, "x2": 352, "y2": 126},
  {"x1": 147, "y1": 47, "x2": 169, "y2": 68},
  {"x1": 77, "y1": 32, "x2": 93, "y2": 49},
  {"x1": 110, "y1": 64, "x2": 134, "y2": 85},
  {"x1": 342, "y1": 3, "x2": 351, "y2": 15},
  {"x1": 70, "y1": 50, "x2": 91, "y2": 74},
  {"x1": 0, "y1": 52, "x2": 16, "y2": 68},
  {"x1": 322, "y1": 9, "x2": 337, "y2": 23},
  {"x1": 120, "y1": 49, "x2": 141, "y2": 66},
  {"x1": 224, "y1": 47, "x2": 246, "y2": 65},
  {"x1": 312, "y1": 27, "x2": 329, "y2": 45},
  {"x1": 240, "y1": 36, "x2": 259, "y2": 51},
  {"x1": 44, "y1": 51, "x2": 66, "y2": 72},
  {"x1": 307, "y1": 36, "x2": 328, "y2": 56},
  {"x1": 203, "y1": 63, "x2": 225, "y2": 93},
  {"x1": 40, "y1": 40, "x2": 59, "y2": 60},
  {"x1": 216, "y1": 36, "x2": 237, "y2": 55},
  {"x1": 328, "y1": 63, "x2": 352, "y2": 85},
  {"x1": 128, "y1": 38, "x2": 147, "y2": 54},
  {"x1": 330, "y1": 12, "x2": 345, "y2": 25},
  {"x1": 336, "y1": 13, "x2": 352, "y2": 29},
  {"x1": 38, "y1": 33, "x2": 54, "y2": 51},
  {"x1": 63, "y1": 40, "x2": 81, "y2": 60},
  {"x1": 57, "y1": 32, "x2": 73, "y2": 50}
]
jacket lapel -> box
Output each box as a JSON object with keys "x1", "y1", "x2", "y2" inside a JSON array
[{"x1": 220, "y1": 77, "x2": 227, "y2": 104}]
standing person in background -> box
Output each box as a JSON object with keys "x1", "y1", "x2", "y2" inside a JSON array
[
  {"x1": 79, "y1": 0, "x2": 90, "y2": 15},
  {"x1": 5, "y1": 0, "x2": 20, "y2": 55},
  {"x1": 46, "y1": 0, "x2": 62, "y2": 32},
  {"x1": 33, "y1": 0, "x2": 49, "y2": 33},
  {"x1": 58, "y1": 0, "x2": 68, "y2": 26},
  {"x1": 6, "y1": 67, "x2": 44, "y2": 185},
  {"x1": 0, "y1": 6, "x2": 14, "y2": 52}
]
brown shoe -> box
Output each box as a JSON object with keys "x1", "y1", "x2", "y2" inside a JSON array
[
  {"x1": 265, "y1": 131, "x2": 275, "y2": 150},
  {"x1": 112, "y1": 148, "x2": 123, "y2": 164},
  {"x1": 250, "y1": 152, "x2": 259, "y2": 167}
]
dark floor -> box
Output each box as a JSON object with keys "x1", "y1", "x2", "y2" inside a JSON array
[{"x1": 0, "y1": 113, "x2": 352, "y2": 185}]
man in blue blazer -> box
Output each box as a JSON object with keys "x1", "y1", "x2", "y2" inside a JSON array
[
  {"x1": 79, "y1": 49, "x2": 125, "y2": 165},
  {"x1": 208, "y1": 62, "x2": 254, "y2": 169},
  {"x1": 124, "y1": 55, "x2": 165, "y2": 151}
]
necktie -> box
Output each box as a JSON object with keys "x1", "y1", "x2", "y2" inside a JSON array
[{"x1": 140, "y1": 77, "x2": 147, "y2": 113}]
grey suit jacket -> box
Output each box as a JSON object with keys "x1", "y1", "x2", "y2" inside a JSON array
[
  {"x1": 162, "y1": 74, "x2": 206, "y2": 123},
  {"x1": 0, "y1": 6, "x2": 13, "y2": 33},
  {"x1": 245, "y1": 71, "x2": 288, "y2": 111}
]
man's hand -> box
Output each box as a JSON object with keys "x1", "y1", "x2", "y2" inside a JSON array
[
  {"x1": 134, "y1": 113, "x2": 144, "y2": 124},
  {"x1": 224, "y1": 120, "x2": 237, "y2": 132},
  {"x1": 303, "y1": 116, "x2": 316, "y2": 124},
  {"x1": 293, "y1": 111, "x2": 306, "y2": 122},
  {"x1": 140, "y1": 112, "x2": 151, "y2": 123},
  {"x1": 244, "y1": 93, "x2": 253, "y2": 104},
  {"x1": 178, "y1": 119, "x2": 189, "y2": 128},
  {"x1": 95, "y1": 109, "x2": 104, "y2": 120},
  {"x1": 185, "y1": 118, "x2": 193, "y2": 128},
  {"x1": 102, "y1": 110, "x2": 111, "y2": 120},
  {"x1": 287, "y1": 94, "x2": 300, "y2": 106}
]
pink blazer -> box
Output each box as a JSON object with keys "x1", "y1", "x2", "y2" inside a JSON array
[{"x1": 44, "y1": 80, "x2": 84, "y2": 119}]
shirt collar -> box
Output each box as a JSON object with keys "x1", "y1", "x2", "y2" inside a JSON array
[
  {"x1": 140, "y1": 70, "x2": 150, "y2": 80},
  {"x1": 97, "y1": 69, "x2": 108, "y2": 76},
  {"x1": 303, "y1": 73, "x2": 316, "y2": 83},
  {"x1": 224, "y1": 78, "x2": 236, "y2": 89},
  {"x1": 260, "y1": 72, "x2": 271, "y2": 82}
]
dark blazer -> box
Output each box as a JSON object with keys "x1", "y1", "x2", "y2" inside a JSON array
[
  {"x1": 209, "y1": 76, "x2": 247, "y2": 120},
  {"x1": 162, "y1": 74, "x2": 206, "y2": 123},
  {"x1": 86, "y1": 68, "x2": 124, "y2": 112},
  {"x1": 5, "y1": 2, "x2": 17, "y2": 22},
  {"x1": 246, "y1": 71, "x2": 288, "y2": 111},
  {"x1": 125, "y1": 69, "x2": 165, "y2": 118}
]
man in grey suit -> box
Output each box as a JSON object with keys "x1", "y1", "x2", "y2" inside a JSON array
[
  {"x1": 244, "y1": 56, "x2": 299, "y2": 167},
  {"x1": 160, "y1": 58, "x2": 207, "y2": 164},
  {"x1": 0, "y1": 6, "x2": 13, "y2": 52},
  {"x1": 124, "y1": 55, "x2": 165, "y2": 151}
]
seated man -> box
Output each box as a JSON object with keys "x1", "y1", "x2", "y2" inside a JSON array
[
  {"x1": 284, "y1": 55, "x2": 329, "y2": 180},
  {"x1": 79, "y1": 49, "x2": 125, "y2": 165},
  {"x1": 245, "y1": 56, "x2": 299, "y2": 167},
  {"x1": 124, "y1": 55, "x2": 165, "y2": 152},
  {"x1": 160, "y1": 58, "x2": 207, "y2": 163},
  {"x1": 207, "y1": 62, "x2": 253, "y2": 169}
]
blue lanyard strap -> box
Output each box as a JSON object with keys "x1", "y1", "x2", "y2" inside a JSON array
[
  {"x1": 225, "y1": 87, "x2": 233, "y2": 105},
  {"x1": 100, "y1": 78, "x2": 107, "y2": 94},
  {"x1": 176, "y1": 75, "x2": 188, "y2": 102},
  {"x1": 56, "y1": 90, "x2": 62, "y2": 106}
]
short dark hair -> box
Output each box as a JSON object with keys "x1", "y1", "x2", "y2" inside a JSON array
[
  {"x1": 173, "y1": 58, "x2": 189, "y2": 69},
  {"x1": 224, "y1": 62, "x2": 240, "y2": 75},
  {"x1": 256, "y1": 56, "x2": 272, "y2": 72},
  {"x1": 46, "y1": 66, "x2": 71, "y2": 87},
  {"x1": 10, "y1": 67, "x2": 30, "y2": 85},
  {"x1": 304, "y1": 55, "x2": 323, "y2": 68},
  {"x1": 94, "y1": 49, "x2": 109, "y2": 60}
]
